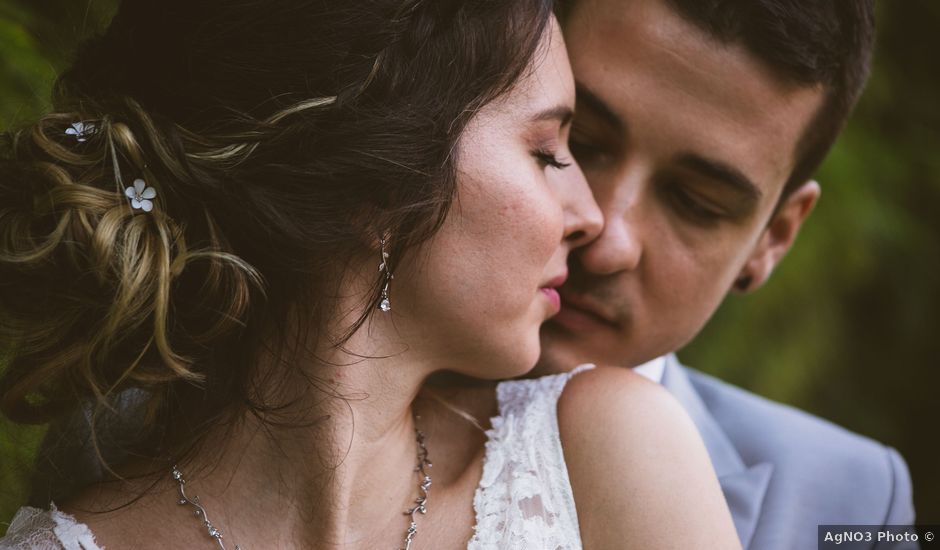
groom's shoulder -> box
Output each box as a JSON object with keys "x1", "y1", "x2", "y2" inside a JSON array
[
  {"x1": 684, "y1": 366, "x2": 912, "y2": 504},
  {"x1": 686, "y1": 366, "x2": 882, "y2": 453}
]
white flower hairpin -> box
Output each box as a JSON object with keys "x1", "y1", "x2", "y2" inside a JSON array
[
  {"x1": 125, "y1": 178, "x2": 157, "y2": 212},
  {"x1": 65, "y1": 121, "x2": 96, "y2": 142}
]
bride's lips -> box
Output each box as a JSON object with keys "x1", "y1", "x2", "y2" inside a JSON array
[
  {"x1": 540, "y1": 287, "x2": 561, "y2": 312},
  {"x1": 552, "y1": 290, "x2": 620, "y2": 332},
  {"x1": 539, "y1": 272, "x2": 568, "y2": 314}
]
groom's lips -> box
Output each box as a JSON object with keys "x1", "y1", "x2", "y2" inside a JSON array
[{"x1": 553, "y1": 290, "x2": 620, "y2": 333}]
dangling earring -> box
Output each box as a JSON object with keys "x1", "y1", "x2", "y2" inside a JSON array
[{"x1": 378, "y1": 235, "x2": 393, "y2": 312}]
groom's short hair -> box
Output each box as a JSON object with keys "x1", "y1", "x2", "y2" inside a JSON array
[{"x1": 659, "y1": 0, "x2": 876, "y2": 199}]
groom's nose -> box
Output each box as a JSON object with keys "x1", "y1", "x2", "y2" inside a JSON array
[{"x1": 576, "y1": 177, "x2": 644, "y2": 276}]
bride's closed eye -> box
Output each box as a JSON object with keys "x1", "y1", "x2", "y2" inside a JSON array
[
  {"x1": 526, "y1": 104, "x2": 575, "y2": 171},
  {"x1": 534, "y1": 148, "x2": 573, "y2": 170}
]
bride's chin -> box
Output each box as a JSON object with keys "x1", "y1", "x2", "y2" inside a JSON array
[{"x1": 505, "y1": 335, "x2": 542, "y2": 380}]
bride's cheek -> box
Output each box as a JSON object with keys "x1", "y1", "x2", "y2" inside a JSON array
[{"x1": 530, "y1": 190, "x2": 567, "y2": 255}]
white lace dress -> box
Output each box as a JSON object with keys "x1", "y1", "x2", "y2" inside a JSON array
[{"x1": 1, "y1": 366, "x2": 592, "y2": 549}]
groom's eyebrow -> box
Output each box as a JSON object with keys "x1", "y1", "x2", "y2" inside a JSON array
[
  {"x1": 674, "y1": 153, "x2": 764, "y2": 202},
  {"x1": 574, "y1": 83, "x2": 624, "y2": 134},
  {"x1": 576, "y1": 82, "x2": 761, "y2": 202},
  {"x1": 574, "y1": 81, "x2": 761, "y2": 203}
]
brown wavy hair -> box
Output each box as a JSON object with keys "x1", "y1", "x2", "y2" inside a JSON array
[{"x1": 0, "y1": 0, "x2": 554, "y2": 470}]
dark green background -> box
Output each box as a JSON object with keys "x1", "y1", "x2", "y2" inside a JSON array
[{"x1": 1, "y1": 0, "x2": 938, "y2": 533}]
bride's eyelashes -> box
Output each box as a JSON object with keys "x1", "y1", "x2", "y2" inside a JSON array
[{"x1": 533, "y1": 148, "x2": 572, "y2": 170}]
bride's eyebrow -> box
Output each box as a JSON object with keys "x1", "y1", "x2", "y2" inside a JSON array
[{"x1": 530, "y1": 105, "x2": 574, "y2": 127}]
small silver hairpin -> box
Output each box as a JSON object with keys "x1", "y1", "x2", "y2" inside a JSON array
[
  {"x1": 65, "y1": 121, "x2": 96, "y2": 142},
  {"x1": 125, "y1": 178, "x2": 157, "y2": 212}
]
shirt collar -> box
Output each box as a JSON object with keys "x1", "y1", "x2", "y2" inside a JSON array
[{"x1": 632, "y1": 355, "x2": 667, "y2": 384}]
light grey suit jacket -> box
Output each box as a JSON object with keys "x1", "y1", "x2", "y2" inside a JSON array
[{"x1": 662, "y1": 354, "x2": 917, "y2": 549}]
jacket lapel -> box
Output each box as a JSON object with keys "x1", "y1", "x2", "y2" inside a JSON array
[{"x1": 660, "y1": 355, "x2": 773, "y2": 548}]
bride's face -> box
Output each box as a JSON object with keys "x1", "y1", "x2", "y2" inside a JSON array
[{"x1": 390, "y1": 20, "x2": 602, "y2": 379}]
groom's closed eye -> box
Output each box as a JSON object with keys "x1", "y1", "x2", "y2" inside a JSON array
[
  {"x1": 658, "y1": 177, "x2": 730, "y2": 225},
  {"x1": 654, "y1": 158, "x2": 763, "y2": 227},
  {"x1": 569, "y1": 127, "x2": 612, "y2": 169},
  {"x1": 667, "y1": 154, "x2": 763, "y2": 222}
]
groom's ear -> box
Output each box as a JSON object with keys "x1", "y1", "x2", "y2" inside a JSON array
[{"x1": 733, "y1": 179, "x2": 821, "y2": 293}]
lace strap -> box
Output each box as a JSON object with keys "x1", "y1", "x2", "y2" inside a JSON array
[
  {"x1": 494, "y1": 363, "x2": 595, "y2": 421},
  {"x1": 0, "y1": 505, "x2": 103, "y2": 550},
  {"x1": 468, "y1": 364, "x2": 594, "y2": 549}
]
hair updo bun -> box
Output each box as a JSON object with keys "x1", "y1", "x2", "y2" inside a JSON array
[{"x1": 0, "y1": 104, "x2": 263, "y2": 425}]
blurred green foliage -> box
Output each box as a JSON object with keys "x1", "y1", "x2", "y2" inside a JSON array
[
  {"x1": 1, "y1": 0, "x2": 938, "y2": 534},
  {"x1": 0, "y1": 0, "x2": 115, "y2": 128}
]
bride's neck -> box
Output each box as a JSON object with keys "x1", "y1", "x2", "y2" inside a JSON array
[
  {"x1": 205, "y1": 332, "x2": 433, "y2": 547},
  {"x1": 75, "y1": 325, "x2": 437, "y2": 548}
]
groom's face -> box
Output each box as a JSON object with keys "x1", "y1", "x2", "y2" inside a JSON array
[{"x1": 537, "y1": 0, "x2": 826, "y2": 373}]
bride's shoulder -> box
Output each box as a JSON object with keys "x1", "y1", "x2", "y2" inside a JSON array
[
  {"x1": 558, "y1": 364, "x2": 684, "y2": 430},
  {"x1": 557, "y1": 365, "x2": 694, "y2": 468},
  {"x1": 557, "y1": 365, "x2": 742, "y2": 550}
]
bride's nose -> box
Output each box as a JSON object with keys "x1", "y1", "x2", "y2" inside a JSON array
[{"x1": 560, "y1": 161, "x2": 604, "y2": 249}]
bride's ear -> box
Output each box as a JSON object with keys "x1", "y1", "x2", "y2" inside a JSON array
[
  {"x1": 349, "y1": 203, "x2": 393, "y2": 252},
  {"x1": 365, "y1": 226, "x2": 392, "y2": 253},
  {"x1": 732, "y1": 180, "x2": 820, "y2": 293}
]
